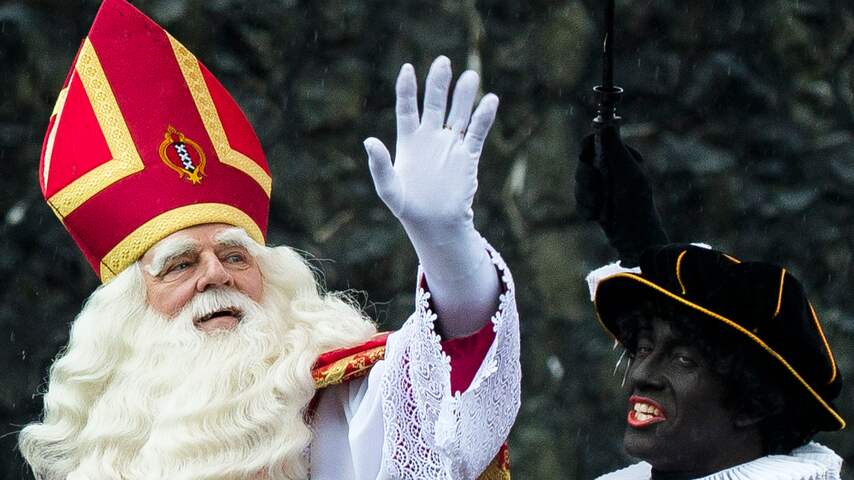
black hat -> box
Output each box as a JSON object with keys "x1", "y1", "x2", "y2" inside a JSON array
[{"x1": 593, "y1": 244, "x2": 844, "y2": 431}]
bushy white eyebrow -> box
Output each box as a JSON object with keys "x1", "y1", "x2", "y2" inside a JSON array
[
  {"x1": 214, "y1": 227, "x2": 263, "y2": 255},
  {"x1": 145, "y1": 236, "x2": 199, "y2": 277}
]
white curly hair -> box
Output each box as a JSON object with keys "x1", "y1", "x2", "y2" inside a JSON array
[{"x1": 19, "y1": 228, "x2": 377, "y2": 480}]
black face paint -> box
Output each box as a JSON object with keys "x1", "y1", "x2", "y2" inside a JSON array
[{"x1": 622, "y1": 316, "x2": 763, "y2": 478}]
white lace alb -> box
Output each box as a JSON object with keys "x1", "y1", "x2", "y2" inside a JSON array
[{"x1": 380, "y1": 240, "x2": 520, "y2": 479}]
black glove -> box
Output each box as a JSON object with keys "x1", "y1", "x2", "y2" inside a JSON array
[{"x1": 575, "y1": 126, "x2": 668, "y2": 266}]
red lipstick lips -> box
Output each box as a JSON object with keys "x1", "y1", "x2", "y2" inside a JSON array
[{"x1": 627, "y1": 395, "x2": 667, "y2": 428}]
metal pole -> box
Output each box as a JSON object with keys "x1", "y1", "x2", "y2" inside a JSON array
[
  {"x1": 603, "y1": 0, "x2": 614, "y2": 90},
  {"x1": 593, "y1": 0, "x2": 623, "y2": 129}
]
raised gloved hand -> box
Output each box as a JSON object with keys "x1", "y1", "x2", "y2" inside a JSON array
[
  {"x1": 575, "y1": 126, "x2": 668, "y2": 266},
  {"x1": 364, "y1": 56, "x2": 500, "y2": 338}
]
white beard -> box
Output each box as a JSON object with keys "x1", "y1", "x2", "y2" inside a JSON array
[{"x1": 20, "y1": 244, "x2": 377, "y2": 480}]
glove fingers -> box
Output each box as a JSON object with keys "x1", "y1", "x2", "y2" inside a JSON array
[
  {"x1": 597, "y1": 126, "x2": 624, "y2": 167},
  {"x1": 579, "y1": 133, "x2": 596, "y2": 165},
  {"x1": 598, "y1": 125, "x2": 621, "y2": 149},
  {"x1": 575, "y1": 160, "x2": 604, "y2": 221},
  {"x1": 395, "y1": 64, "x2": 420, "y2": 136},
  {"x1": 626, "y1": 145, "x2": 645, "y2": 164},
  {"x1": 463, "y1": 93, "x2": 498, "y2": 156},
  {"x1": 421, "y1": 56, "x2": 452, "y2": 130},
  {"x1": 446, "y1": 70, "x2": 480, "y2": 134},
  {"x1": 364, "y1": 138, "x2": 402, "y2": 215},
  {"x1": 596, "y1": 127, "x2": 642, "y2": 182}
]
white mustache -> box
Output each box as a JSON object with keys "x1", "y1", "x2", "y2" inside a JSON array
[{"x1": 182, "y1": 288, "x2": 257, "y2": 321}]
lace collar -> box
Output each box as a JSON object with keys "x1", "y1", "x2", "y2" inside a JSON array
[{"x1": 596, "y1": 442, "x2": 843, "y2": 480}]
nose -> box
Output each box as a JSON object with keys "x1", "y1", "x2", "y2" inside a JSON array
[
  {"x1": 626, "y1": 353, "x2": 666, "y2": 392},
  {"x1": 195, "y1": 252, "x2": 233, "y2": 292}
]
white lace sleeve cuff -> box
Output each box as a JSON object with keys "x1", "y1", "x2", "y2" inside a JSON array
[{"x1": 380, "y1": 240, "x2": 521, "y2": 480}]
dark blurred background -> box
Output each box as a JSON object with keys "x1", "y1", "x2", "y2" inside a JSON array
[{"x1": 1, "y1": 0, "x2": 852, "y2": 478}]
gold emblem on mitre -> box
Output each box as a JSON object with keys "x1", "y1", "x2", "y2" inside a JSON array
[{"x1": 158, "y1": 126, "x2": 207, "y2": 184}]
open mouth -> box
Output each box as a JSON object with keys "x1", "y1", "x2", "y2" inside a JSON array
[
  {"x1": 194, "y1": 307, "x2": 243, "y2": 327},
  {"x1": 627, "y1": 395, "x2": 667, "y2": 428}
]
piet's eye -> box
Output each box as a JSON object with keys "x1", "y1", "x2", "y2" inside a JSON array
[
  {"x1": 674, "y1": 354, "x2": 697, "y2": 368},
  {"x1": 636, "y1": 345, "x2": 652, "y2": 356},
  {"x1": 634, "y1": 338, "x2": 653, "y2": 358}
]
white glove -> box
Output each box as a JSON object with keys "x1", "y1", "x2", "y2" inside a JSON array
[{"x1": 364, "y1": 56, "x2": 500, "y2": 338}]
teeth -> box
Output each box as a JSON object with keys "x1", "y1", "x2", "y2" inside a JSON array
[
  {"x1": 633, "y1": 402, "x2": 662, "y2": 417},
  {"x1": 636, "y1": 412, "x2": 651, "y2": 421}
]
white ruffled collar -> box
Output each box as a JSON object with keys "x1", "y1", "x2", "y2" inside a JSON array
[{"x1": 596, "y1": 442, "x2": 843, "y2": 480}]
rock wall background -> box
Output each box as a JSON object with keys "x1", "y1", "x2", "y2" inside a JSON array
[{"x1": 1, "y1": 0, "x2": 852, "y2": 478}]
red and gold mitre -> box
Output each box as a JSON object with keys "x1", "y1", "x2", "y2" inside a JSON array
[{"x1": 39, "y1": 0, "x2": 272, "y2": 282}]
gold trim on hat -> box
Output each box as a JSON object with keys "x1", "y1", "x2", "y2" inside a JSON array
[
  {"x1": 42, "y1": 86, "x2": 69, "y2": 189},
  {"x1": 167, "y1": 34, "x2": 272, "y2": 197},
  {"x1": 773, "y1": 268, "x2": 786, "y2": 318},
  {"x1": 675, "y1": 249, "x2": 688, "y2": 294},
  {"x1": 99, "y1": 203, "x2": 264, "y2": 283},
  {"x1": 723, "y1": 253, "x2": 742, "y2": 264},
  {"x1": 46, "y1": 38, "x2": 145, "y2": 219},
  {"x1": 51, "y1": 87, "x2": 69, "y2": 117},
  {"x1": 595, "y1": 272, "x2": 846, "y2": 430},
  {"x1": 807, "y1": 303, "x2": 838, "y2": 385}
]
